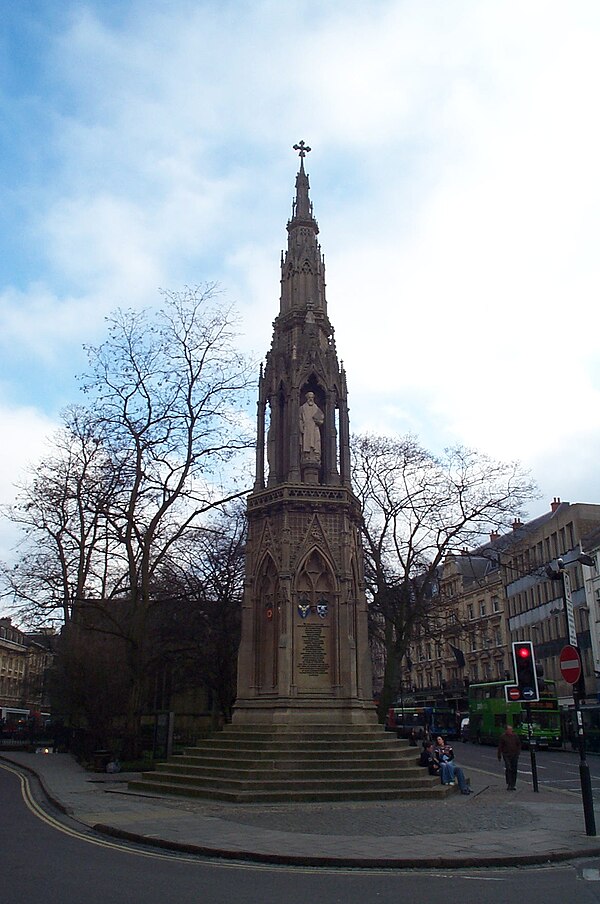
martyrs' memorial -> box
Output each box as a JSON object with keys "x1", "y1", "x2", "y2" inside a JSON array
[{"x1": 233, "y1": 143, "x2": 376, "y2": 727}]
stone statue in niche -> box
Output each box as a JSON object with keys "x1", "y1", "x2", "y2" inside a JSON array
[{"x1": 299, "y1": 391, "x2": 324, "y2": 462}]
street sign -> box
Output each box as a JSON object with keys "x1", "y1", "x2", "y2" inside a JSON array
[
  {"x1": 559, "y1": 644, "x2": 582, "y2": 685},
  {"x1": 505, "y1": 685, "x2": 521, "y2": 702},
  {"x1": 562, "y1": 569, "x2": 578, "y2": 647}
]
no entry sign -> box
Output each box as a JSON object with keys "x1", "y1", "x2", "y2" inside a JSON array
[
  {"x1": 560, "y1": 644, "x2": 582, "y2": 685},
  {"x1": 505, "y1": 685, "x2": 521, "y2": 702}
]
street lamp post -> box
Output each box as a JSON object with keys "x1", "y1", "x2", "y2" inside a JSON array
[{"x1": 548, "y1": 553, "x2": 596, "y2": 837}]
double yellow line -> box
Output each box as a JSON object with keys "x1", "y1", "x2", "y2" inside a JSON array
[{"x1": 0, "y1": 761, "x2": 197, "y2": 862}]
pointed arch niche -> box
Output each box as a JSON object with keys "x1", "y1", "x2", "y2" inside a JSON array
[
  {"x1": 293, "y1": 548, "x2": 338, "y2": 691},
  {"x1": 255, "y1": 555, "x2": 279, "y2": 692}
]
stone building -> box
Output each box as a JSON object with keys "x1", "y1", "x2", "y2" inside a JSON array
[
  {"x1": 411, "y1": 499, "x2": 600, "y2": 709},
  {"x1": 0, "y1": 617, "x2": 54, "y2": 725},
  {"x1": 503, "y1": 499, "x2": 600, "y2": 703},
  {"x1": 434, "y1": 547, "x2": 507, "y2": 711},
  {"x1": 582, "y1": 526, "x2": 600, "y2": 701}
]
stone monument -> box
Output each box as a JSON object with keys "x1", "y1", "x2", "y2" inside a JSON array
[
  {"x1": 130, "y1": 147, "x2": 447, "y2": 799},
  {"x1": 233, "y1": 142, "x2": 376, "y2": 727}
]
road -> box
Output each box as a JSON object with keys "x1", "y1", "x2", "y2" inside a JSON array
[
  {"x1": 454, "y1": 741, "x2": 600, "y2": 799},
  {"x1": 3, "y1": 762, "x2": 600, "y2": 904}
]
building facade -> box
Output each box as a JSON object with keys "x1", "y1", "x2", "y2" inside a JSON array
[
  {"x1": 0, "y1": 617, "x2": 54, "y2": 726},
  {"x1": 502, "y1": 499, "x2": 600, "y2": 703},
  {"x1": 408, "y1": 499, "x2": 600, "y2": 710}
]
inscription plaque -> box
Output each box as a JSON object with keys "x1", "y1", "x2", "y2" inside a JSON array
[{"x1": 295, "y1": 622, "x2": 331, "y2": 689}]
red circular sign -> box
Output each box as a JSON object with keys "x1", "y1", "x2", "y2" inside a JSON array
[
  {"x1": 559, "y1": 645, "x2": 581, "y2": 684},
  {"x1": 507, "y1": 686, "x2": 521, "y2": 701}
]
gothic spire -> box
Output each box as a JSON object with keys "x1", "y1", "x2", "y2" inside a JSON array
[
  {"x1": 280, "y1": 141, "x2": 326, "y2": 316},
  {"x1": 290, "y1": 141, "x2": 316, "y2": 226}
]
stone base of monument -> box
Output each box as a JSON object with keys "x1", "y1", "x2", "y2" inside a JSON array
[{"x1": 129, "y1": 724, "x2": 450, "y2": 802}]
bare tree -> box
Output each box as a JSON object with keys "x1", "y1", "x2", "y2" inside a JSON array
[
  {"x1": 0, "y1": 406, "x2": 116, "y2": 626},
  {"x1": 351, "y1": 433, "x2": 538, "y2": 720},
  {"x1": 1, "y1": 285, "x2": 254, "y2": 754}
]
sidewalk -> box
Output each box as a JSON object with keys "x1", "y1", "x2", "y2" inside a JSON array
[{"x1": 3, "y1": 750, "x2": 600, "y2": 868}]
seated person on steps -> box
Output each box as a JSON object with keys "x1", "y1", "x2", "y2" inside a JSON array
[{"x1": 432, "y1": 736, "x2": 472, "y2": 795}]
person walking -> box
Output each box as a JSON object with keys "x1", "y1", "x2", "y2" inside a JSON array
[{"x1": 497, "y1": 724, "x2": 522, "y2": 790}]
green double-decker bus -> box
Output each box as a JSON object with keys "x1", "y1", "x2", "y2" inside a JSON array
[{"x1": 467, "y1": 680, "x2": 562, "y2": 748}]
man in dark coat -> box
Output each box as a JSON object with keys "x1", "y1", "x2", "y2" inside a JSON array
[{"x1": 497, "y1": 725, "x2": 522, "y2": 790}]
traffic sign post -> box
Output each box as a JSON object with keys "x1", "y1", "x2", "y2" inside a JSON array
[
  {"x1": 507, "y1": 643, "x2": 540, "y2": 793},
  {"x1": 562, "y1": 569, "x2": 578, "y2": 647},
  {"x1": 547, "y1": 555, "x2": 597, "y2": 836},
  {"x1": 525, "y1": 702, "x2": 539, "y2": 792},
  {"x1": 559, "y1": 571, "x2": 595, "y2": 835}
]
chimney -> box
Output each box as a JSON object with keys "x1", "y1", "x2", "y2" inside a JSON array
[
  {"x1": 512, "y1": 518, "x2": 523, "y2": 531},
  {"x1": 489, "y1": 530, "x2": 500, "y2": 542},
  {"x1": 551, "y1": 497, "x2": 561, "y2": 513}
]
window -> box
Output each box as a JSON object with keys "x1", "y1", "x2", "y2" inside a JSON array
[
  {"x1": 480, "y1": 601, "x2": 486, "y2": 618},
  {"x1": 467, "y1": 603, "x2": 474, "y2": 620},
  {"x1": 492, "y1": 596, "x2": 500, "y2": 613}
]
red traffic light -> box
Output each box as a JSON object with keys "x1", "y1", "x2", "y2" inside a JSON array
[{"x1": 511, "y1": 640, "x2": 540, "y2": 701}]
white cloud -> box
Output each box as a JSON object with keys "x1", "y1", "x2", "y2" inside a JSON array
[
  {"x1": 1, "y1": 0, "x2": 600, "y2": 543},
  {"x1": 0, "y1": 402, "x2": 58, "y2": 562}
]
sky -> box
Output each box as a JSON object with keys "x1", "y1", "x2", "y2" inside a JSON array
[{"x1": 1, "y1": 0, "x2": 600, "y2": 570}]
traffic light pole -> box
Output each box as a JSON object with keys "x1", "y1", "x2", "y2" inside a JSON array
[
  {"x1": 558, "y1": 566, "x2": 596, "y2": 836},
  {"x1": 525, "y1": 702, "x2": 539, "y2": 792}
]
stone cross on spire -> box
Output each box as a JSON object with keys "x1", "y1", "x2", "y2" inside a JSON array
[{"x1": 293, "y1": 140, "x2": 311, "y2": 159}]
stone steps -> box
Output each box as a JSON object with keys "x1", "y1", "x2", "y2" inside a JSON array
[
  {"x1": 129, "y1": 724, "x2": 444, "y2": 802},
  {"x1": 128, "y1": 778, "x2": 448, "y2": 803},
  {"x1": 152, "y1": 762, "x2": 426, "y2": 781},
  {"x1": 179, "y1": 741, "x2": 409, "y2": 757},
  {"x1": 170, "y1": 753, "x2": 418, "y2": 769},
  {"x1": 139, "y1": 770, "x2": 435, "y2": 791}
]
